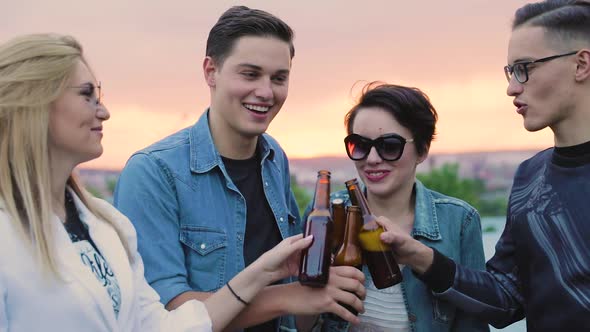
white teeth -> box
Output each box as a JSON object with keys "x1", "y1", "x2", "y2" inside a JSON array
[
  {"x1": 244, "y1": 104, "x2": 270, "y2": 113},
  {"x1": 367, "y1": 171, "x2": 384, "y2": 176}
]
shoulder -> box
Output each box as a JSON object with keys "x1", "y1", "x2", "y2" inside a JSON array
[
  {"x1": 428, "y1": 188, "x2": 478, "y2": 214},
  {"x1": 119, "y1": 130, "x2": 192, "y2": 183},
  {"x1": 0, "y1": 207, "x2": 18, "y2": 242},
  {"x1": 420, "y1": 185, "x2": 480, "y2": 230},
  {"x1": 515, "y1": 148, "x2": 552, "y2": 177},
  {"x1": 139, "y1": 127, "x2": 191, "y2": 155}
]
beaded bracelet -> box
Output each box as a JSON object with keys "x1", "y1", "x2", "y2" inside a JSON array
[{"x1": 227, "y1": 282, "x2": 250, "y2": 305}]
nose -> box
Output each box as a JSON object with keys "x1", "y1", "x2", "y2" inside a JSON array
[
  {"x1": 254, "y1": 78, "x2": 274, "y2": 101},
  {"x1": 97, "y1": 103, "x2": 110, "y2": 121},
  {"x1": 366, "y1": 146, "x2": 382, "y2": 165},
  {"x1": 506, "y1": 76, "x2": 524, "y2": 97}
]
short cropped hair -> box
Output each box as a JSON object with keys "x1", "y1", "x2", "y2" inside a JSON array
[
  {"x1": 345, "y1": 82, "x2": 438, "y2": 156},
  {"x1": 513, "y1": 0, "x2": 590, "y2": 45},
  {"x1": 206, "y1": 6, "x2": 295, "y2": 67}
]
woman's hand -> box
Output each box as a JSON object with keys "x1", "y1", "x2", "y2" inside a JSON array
[
  {"x1": 291, "y1": 266, "x2": 366, "y2": 325},
  {"x1": 253, "y1": 234, "x2": 314, "y2": 284}
]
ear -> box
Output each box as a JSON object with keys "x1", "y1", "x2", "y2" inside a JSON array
[
  {"x1": 416, "y1": 145, "x2": 429, "y2": 165},
  {"x1": 574, "y1": 49, "x2": 590, "y2": 82},
  {"x1": 203, "y1": 56, "x2": 217, "y2": 87}
]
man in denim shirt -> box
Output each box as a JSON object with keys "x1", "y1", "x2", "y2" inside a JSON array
[
  {"x1": 114, "y1": 6, "x2": 365, "y2": 332},
  {"x1": 375, "y1": 1, "x2": 590, "y2": 331}
]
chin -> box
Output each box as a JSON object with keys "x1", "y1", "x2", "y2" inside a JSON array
[
  {"x1": 523, "y1": 120, "x2": 546, "y2": 132},
  {"x1": 242, "y1": 125, "x2": 269, "y2": 137}
]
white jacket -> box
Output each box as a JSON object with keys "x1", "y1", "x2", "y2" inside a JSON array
[{"x1": 0, "y1": 191, "x2": 212, "y2": 332}]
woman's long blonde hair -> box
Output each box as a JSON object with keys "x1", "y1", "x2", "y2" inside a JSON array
[{"x1": 0, "y1": 34, "x2": 131, "y2": 276}]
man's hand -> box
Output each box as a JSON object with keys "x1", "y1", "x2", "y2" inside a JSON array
[{"x1": 376, "y1": 216, "x2": 434, "y2": 274}]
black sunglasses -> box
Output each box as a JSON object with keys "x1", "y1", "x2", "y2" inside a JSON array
[{"x1": 344, "y1": 133, "x2": 414, "y2": 161}]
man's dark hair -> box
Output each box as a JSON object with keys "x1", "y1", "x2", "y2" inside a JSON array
[
  {"x1": 206, "y1": 6, "x2": 295, "y2": 67},
  {"x1": 513, "y1": 0, "x2": 590, "y2": 45},
  {"x1": 345, "y1": 82, "x2": 438, "y2": 156}
]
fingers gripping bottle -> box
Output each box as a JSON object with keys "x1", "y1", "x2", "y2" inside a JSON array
[
  {"x1": 299, "y1": 170, "x2": 334, "y2": 287},
  {"x1": 345, "y1": 178, "x2": 403, "y2": 289}
]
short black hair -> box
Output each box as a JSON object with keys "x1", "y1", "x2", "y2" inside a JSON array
[
  {"x1": 513, "y1": 0, "x2": 590, "y2": 45},
  {"x1": 206, "y1": 6, "x2": 295, "y2": 67},
  {"x1": 345, "y1": 82, "x2": 437, "y2": 156}
]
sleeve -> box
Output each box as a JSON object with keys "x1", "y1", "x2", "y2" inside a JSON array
[
  {"x1": 450, "y1": 209, "x2": 490, "y2": 331},
  {"x1": 434, "y1": 205, "x2": 525, "y2": 328},
  {"x1": 131, "y1": 240, "x2": 213, "y2": 332},
  {"x1": 114, "y1": 153, "x2": 192, "y2": 306}
]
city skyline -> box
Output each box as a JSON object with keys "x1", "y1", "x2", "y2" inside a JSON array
[{"x1": 1, "y1": 0, "x2": 553, "y2": 170}]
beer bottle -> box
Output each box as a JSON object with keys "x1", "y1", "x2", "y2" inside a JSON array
[
  {"x1": 330, "y1": 198, "x2": 346, "y2": 254},
  {"x1": 299, "y1": 170, "x2": 334, "y2": 287},
  {"x1": 345, "y1": 178, "x2": 403, "y2": 289},
  {"x1": 334, "y1": 205, "x2": 363, "y2": 269},
  {"x1": 333, "y1": 205, "x2": 364, "y2": 317}
]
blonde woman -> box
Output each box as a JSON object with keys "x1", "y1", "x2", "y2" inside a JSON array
[{"x1": 0, "y1": 33, "x2": 315, "y2": 332}]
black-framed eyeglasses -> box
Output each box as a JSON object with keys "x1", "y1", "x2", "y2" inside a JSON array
[
  {"x1": 504, "y1": 51, "x2": 578, "y2": 83},
  {"x1": 68, "y1": 81, "x2": 102, "y2": 105},
  {"x1": 344, "y1": 133, "x2": 414, "y2": 161}
]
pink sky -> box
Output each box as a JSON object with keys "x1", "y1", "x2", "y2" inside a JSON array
[{"x1": 2, "y1": 0, "x2": 552, "y2": 170}]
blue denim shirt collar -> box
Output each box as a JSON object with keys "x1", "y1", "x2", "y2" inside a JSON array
[
  {"x1": 189, "y1": 109, "x2": 275, "y2": 174},
  {"x1": 412, "y1": 180, "x2": 442, "y2": 241}
]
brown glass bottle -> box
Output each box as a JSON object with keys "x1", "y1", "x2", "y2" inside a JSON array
[
  {"x1": 333, "y1": 205, "x2": 364, "y2": 317},
  {"x1": 334, "y1": 205, "x2": 363, "y2": 269},
  {"x1": 330, "y1": 198, "x2": 346, "y2": 254},
  {"x1": 299, "y1": 170, "x2": 334, "y2": 287},
  {"x1": 345, "y1": 178, "x2": 403, "y2": 289}
]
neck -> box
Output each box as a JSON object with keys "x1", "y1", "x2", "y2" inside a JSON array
[
  {"x1": 367, "y1": 180, "x2": 415, "y2": 229},
  {"x1": 552, "y1": 95, "x2": 590, "y2": 147},
  {"x1": 208, "y1": 108, "x2": 258, "y2": 159},
  {"x1": 49, "y1": 153, "x2": 77, "y2": 220}
]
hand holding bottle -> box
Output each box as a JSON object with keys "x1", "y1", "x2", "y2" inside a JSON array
[
  {"x1": 252, "y1": 234, "x2": 315, "y2": 284},
  {"x1": 375, "y1": 216, "x2": 434, "y2": 275}
]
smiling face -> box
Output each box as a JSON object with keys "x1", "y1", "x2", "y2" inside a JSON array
[
  {"x1": 205, "y1": 35, "x2": 291, "y2": 147},
  {"x1": 48, "y1": 59, "x2": 110, "y2": 166},
  {"x1": 351, "y1": 107, "x2": 427, "y2": 200},
  {"x1": 507, "y1": 26, "x2": 578, "y2": 133}
]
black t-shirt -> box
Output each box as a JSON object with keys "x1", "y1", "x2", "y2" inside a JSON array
[{"x1": 221, "y1": 146, "x2": 283, "y2": 332}]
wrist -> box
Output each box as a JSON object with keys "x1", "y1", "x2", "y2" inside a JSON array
[
  {"x1": 275, "y1": 282, "x2": 301, "y2": 314},
  {"x1": 413, "y1": 247, "x2": 455, "y2": 293},
  {"x1": 412, "y1": 245, "x2": 435, "y2": 275},
  {"x1": 246, "y1": 259, "x2": 276, "y2": 287}
]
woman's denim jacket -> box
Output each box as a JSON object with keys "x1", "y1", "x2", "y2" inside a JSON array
[{"x1": 320, "y1": 180, "x2": 489, "y2": 332}]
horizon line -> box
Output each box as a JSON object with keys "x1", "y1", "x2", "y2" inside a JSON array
[{"x1": 79, "y1": 147, "x2": 543, "y2": 172}]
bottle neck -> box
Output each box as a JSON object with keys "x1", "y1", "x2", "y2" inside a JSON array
[
  {"x1": 312, "y1": 175, "x2": 330, "y2": 210},
  {"x1": 347, "y1": 183, "x2": 372, "y2": 217},
  {"x1": 343, "y1": 210, "x2": 362, "y2": 246}
]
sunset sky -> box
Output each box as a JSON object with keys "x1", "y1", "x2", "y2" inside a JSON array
[{"x1": 1, "y1": 0, "x2": 553, "y2": 170}]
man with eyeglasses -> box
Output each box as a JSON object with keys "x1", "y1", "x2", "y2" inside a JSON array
[{"x1": 373, "y1": 0, "x2": 590, "y2": 331}]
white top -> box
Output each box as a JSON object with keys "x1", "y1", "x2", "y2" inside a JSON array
[
  {"x1": 350, "y1": 266, "x2": 410, "y2": 332},
  {"x1": 0, "y1": 191, "x2": 212, "y2": 332}
]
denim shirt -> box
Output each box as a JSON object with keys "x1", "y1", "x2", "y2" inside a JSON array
[
  {"x1": 320, "y1": 180, "x2": 488, "y2": 332},
  {"x1": 114, "y1": 110, "x2": 301, "y2": 331}
]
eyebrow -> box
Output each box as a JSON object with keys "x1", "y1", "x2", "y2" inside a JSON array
[
  {"x1": 237, "y1": 63, "x2": 290, "y2": 75},
  {"x1": 71, "y1": 82, "x2": 95, "y2": 88}
]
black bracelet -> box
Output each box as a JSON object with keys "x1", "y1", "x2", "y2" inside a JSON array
[{"x1": 226, "y1": 282, "x2": 250, "y2": 306}]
